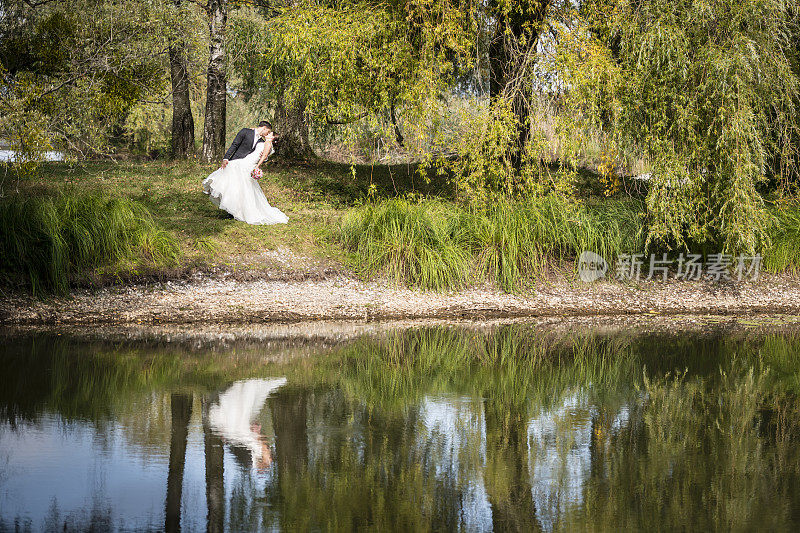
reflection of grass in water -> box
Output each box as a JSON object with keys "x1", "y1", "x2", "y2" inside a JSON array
[
  {"x1": 301, "y1": 326, "x2": 642, "y2": 414},
  {"x1": 287, "y1": 326, "x2": 800, "y2": 432},
  {"x1": 570, "y1": 365, "x2": 800, "y2": 531},
  {"x1": 756, "y1": 334, "x2": 800, "y2": 392},
  {"x1": 6, "y1": 326, "x2": 800, "y2": 423},
  {"x1": 0, "y1": 336, "x2": 283, "y2": 423}
]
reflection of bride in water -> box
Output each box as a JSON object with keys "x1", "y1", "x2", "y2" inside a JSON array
[{"x1": 208, "y1": 378, "x2": 286, "y2": 470}]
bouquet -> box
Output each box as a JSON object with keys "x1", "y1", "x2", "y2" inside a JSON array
[{"x1": 251, "y1": 167, "x2": 263, "y2": 180}]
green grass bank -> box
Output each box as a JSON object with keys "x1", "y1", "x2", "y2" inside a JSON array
[{"x1": 1, "y1": 160, "x2": 799, "y2": 294}]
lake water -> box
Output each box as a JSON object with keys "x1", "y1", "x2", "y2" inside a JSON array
[
  {"x1": 1, "y1": 322, "x2": 800, "y2": 531},
  {"x1": 0, "y1": 149, "x2": 64, "y2": 162}
]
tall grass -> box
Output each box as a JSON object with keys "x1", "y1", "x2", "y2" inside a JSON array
[
  {"x1": 470, "y1": 196, "x2": 645, "y2": 290},
  {"x1": 0, "y1": 192, "x2": 180, "y2": 294},
  {"x1": 338, "y1": 196, "x2": 645, "y2": 291},
  {"x1": 763, "y1": 201, "x2": 800, "y2": 274},
  {"x1": 338, "y1": 199, "x2": 472, "y2": 290}
]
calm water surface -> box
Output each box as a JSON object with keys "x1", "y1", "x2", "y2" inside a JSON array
[
  {"x1": 1, "y1": 324, "x2": 800, "y2": 531},
  {"x1": 0, "y1": 150, "x2": 64, "y2": 162}
]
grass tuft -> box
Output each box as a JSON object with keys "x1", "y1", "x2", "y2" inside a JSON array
[
  {"x1": 763, "y1": 201, "x2": 800, "y2": 274},
  {"x1": 338, "y1": 199, "x2": 472, "y2": 291},
  {"x1": 0, "y1": 191, "x2": 179, "y2": 294},
  {"x1": 337, "y1": 196, "x2": 646, "y2": 292}
]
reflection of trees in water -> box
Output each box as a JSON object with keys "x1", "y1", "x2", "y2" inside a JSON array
[
  {"x1": 4, "y1": 327, "x2": 800, "y2": 530},
  {"x1": 294, "y1": 326, "x2": 800, "y2": 531},
  {"x1": 202, "y1": 363, "x2": 800, "y2": 531},
  {"x1": 561, "y1": 370, "x2": 800, "y2": 530},
  {"x1": 41, "y1": 499, "x2": 113, "y2": 532},
  {"x1": 262, "y1": 387, "x2": 452, "y2": 530},
  {"x1": 526, "y1": 391, "x2": 632, "y2": 532},
  {"x1": 310, "y1": 326, "x2": 644, "y2": 530},
  {"x1": 484, "y1": 392, "x2": 540, "y2": 532},
  {"x1": 271, "y1": 385, "x2": 309, "y2": 477},
  {"x1": 417, "y1": 396, "x2": 491, "y2": 531},
  {"x1": 203, "y1": 394, "x2": 225, "y2": 533},
  {"x1": 527, "y1": 392, "x2": 591, "y2": 532},
  {"x1": 268, "y1": 385, "x2": 311, "y2": 529},
  {"x1": 165, "y1": 393, "x2": 192, "y2": 533}
]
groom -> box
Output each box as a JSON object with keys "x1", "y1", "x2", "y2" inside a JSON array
[{"x1": 221, "y1": 120, "x2": 273, "y2": 169}]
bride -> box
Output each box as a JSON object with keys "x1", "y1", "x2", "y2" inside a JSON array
[
  {"x1": 202, "y1": 124, "x2": 288, "y2": 225},
  {"x1": 208, "y1": 377, "x2": 287, "y2": 471}
]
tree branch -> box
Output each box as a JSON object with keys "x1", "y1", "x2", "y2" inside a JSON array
[{"x1": 325, "y1": 111, "x2": 369, "y2": 125}]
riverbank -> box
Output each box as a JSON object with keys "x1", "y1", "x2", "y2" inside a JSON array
[
  {"x1": 6, "y1": 312, "x2": 800, "y2": 350},
  {"x1": 5, "y1": 161, "x2": 800, "y2": 318},
  {"x1": 4, "y1": 271, "x2": 800, "y2": 325}
]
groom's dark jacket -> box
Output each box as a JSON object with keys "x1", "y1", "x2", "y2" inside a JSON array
[{"x1": 224, "y1": 128, "x2": 258, "y2": 161}]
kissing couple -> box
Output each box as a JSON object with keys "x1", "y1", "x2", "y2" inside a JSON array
[{"x1": 202, "y1": 120, "x2": 288, "y2": 225}]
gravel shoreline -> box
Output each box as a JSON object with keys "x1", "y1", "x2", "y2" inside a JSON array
[{"x1": 3, "y1": 272, "x2": 800, "y2": 325}]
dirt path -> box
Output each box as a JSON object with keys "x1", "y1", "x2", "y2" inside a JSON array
[{"x1": 3, "y1": 272, "x2": 800, "y2": 325}]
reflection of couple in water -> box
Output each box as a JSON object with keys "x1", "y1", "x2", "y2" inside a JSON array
[{"x1": 208, "y1": 378, "x2": 286, "y2": 471}]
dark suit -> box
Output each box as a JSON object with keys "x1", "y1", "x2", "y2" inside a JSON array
[{"x1": 224, "y1": 128, "x2": 259, "y2": 161}]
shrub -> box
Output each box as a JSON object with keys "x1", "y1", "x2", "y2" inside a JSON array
[{"x1": 763, "y1": 201, "x2": 800, "y2": 274}]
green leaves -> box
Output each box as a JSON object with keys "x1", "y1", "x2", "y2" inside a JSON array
[
  {"x1": 0, "y1": 0, "x2": 185, "y2": 163},
  {"x1": 228, "y1": 0, "x2": 476, "y2": 159},
  {"x1": 559, "y1": 0, "x2": 800, "y2": 254}
]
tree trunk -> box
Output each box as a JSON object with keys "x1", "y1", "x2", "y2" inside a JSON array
[
  {"x1": 271, "y1": 386, "x2": 308, "y2": 475},
  {"x1": 169, "y1": 0, "x2": 195, "y2": 159},
  {"x1": 390, "y1": 103, "x2": 405, "y2": 148},
  {"x1": 484, "y1": 399, "x2": 540, "y2": 532},
  {"x1": 201, "y1": 0, "x2": 227, "y2": 163},
  {"x1": 488, "y1": 1, "x2": 551, "y2": 169},
  {"x1": 488, "y1": 12, "x2": 507, "y2": 103},
  {"x1": 165, "y1": 393, "x2": 192, "y2": 533},
  {"x1": 273, "y1": 90, "x2": 313, "y2": 160}
]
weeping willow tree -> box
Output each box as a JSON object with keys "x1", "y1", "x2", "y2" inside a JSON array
[{"x1": 557, "y1": 0, "x2": 800, "y2": 254}]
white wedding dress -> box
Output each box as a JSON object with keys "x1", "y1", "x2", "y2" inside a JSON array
[
  {"x1": 203, "y1": 140, "x2": 289, "y2": 225},
  {"x1": 208, "y1": 378, "x2": 287, "y2": 465}
]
